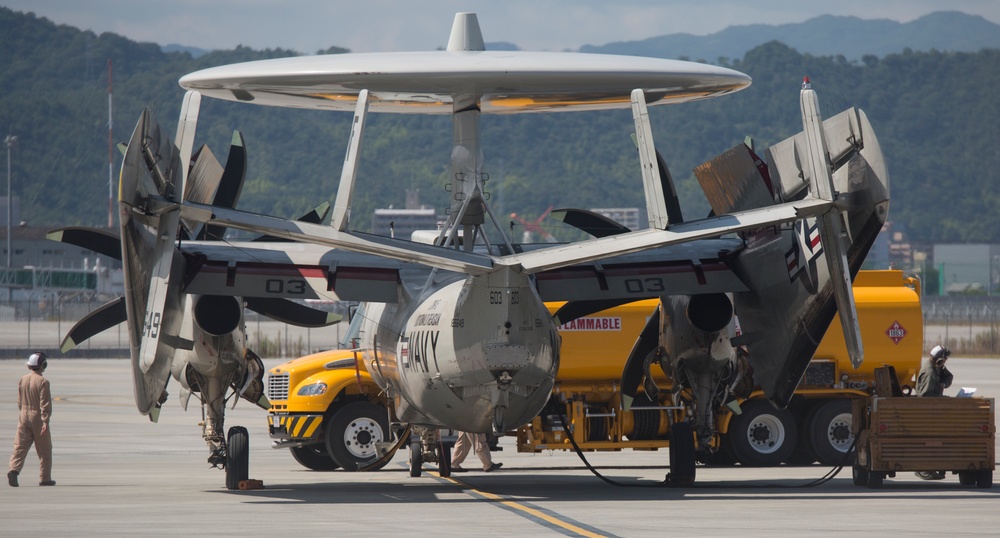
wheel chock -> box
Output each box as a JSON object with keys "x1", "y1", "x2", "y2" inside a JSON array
[{"x1": 238, "y1": 479, "x2": 265, "y2": 490}]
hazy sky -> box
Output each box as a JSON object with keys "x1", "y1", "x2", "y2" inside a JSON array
[{"x1": 5, "y1": 1, "x2": 1000, "y2": 54}]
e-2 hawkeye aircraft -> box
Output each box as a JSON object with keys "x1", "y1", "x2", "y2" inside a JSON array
[{"x1": 53, "y1": 12, "x2": 887, "y2": 488}]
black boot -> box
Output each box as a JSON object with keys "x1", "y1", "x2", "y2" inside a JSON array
[{"x1": 7, "y1": 470, "x2": 17, "y2": 487}]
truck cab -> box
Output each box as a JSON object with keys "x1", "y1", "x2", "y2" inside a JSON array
[{"x1": 266, "y1": 307, "x2": 394, "y2": 471}]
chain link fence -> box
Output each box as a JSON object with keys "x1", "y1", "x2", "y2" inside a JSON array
[
  {"x1": 923, "y1": 296, "x2": 1000, "y2": 356},
  {"x1": 3, "y1": 295, "x2": 999, "y2": 360}
]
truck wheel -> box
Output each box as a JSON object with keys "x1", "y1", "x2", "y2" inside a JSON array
[
  {"x1": 808, "y1": 400, "x2": 854, "y2": 466},
  {"x1": 852, "y1": 465, "x2": 869, "y2": 486},
  {"x1": 784, "y1": 401, "x2": 816, "y2": 465},
  {"x1": 409, "y1": 441, "x2": 423, "y2": 477},
  {"x1": 958, "y1": 470, "x2": 976, "y2": 486},
  {"x1": 668, "y1": 422, "x2": 696, "y2": 486},
  {"x1": 225, "y1": 426, "x2": 249, "y2": 490},
  {"x1": 290, "y1": 445, "x2": 341, "y2": 471},
  {"x1": 326, "y1": 401, "x2": 390, "y2": 472},
  {"x1": 727, "y1": 401, "x2": 797, "y2": 466}
]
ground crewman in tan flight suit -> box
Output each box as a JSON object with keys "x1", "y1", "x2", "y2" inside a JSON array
[{"x1": 8, "y1": 352, "x2": 55, "y2": 487}]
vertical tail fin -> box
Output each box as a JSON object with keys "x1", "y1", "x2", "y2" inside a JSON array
[
  {"x1": 799, "y1": 79, "x2": 864, "y2": 369},
  {"x1": 732, "y1": 96, "x2": 889, "y2": 407}
]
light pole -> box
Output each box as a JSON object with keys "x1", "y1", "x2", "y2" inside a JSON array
[{"x1": 5, "y1": 134, "x2": 16, "y2": 302}]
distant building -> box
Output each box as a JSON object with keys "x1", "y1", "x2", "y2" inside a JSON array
[
  {"x1": 0, "y1": 226, "x2": 123, "y2": 300},
  {"x1": 371, "y1": 208, "x2": 439, "y2": 239},
  {"x1": 591, "y1": 208, "x2": 640, "y2": 231},
  {"x1": 1, "y1": 226, "x2": 119, "y2": 270},
  {"x1": 869, "y1": 221, "x2": 915, "y2": 270},
  {"x1": 372, "y1": 189, "x2": 443, "y2": 240},
  {"x1": 933, "y1": 243, "x2": 1000, "y2": 295}
]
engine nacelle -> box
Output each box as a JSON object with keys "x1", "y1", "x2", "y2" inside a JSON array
[
  {"x1": 686, "y1": 293, "x2": 734, "y2": 333},
  {"x1": 661, "y1": 293, "x2": 738, "y2": 451},
  {"x1": 188, "y1": 294, "x2": 247, "y2": 377},
  {"x1": 194, "y1": 295, "x2": 243, "y2": 336}
]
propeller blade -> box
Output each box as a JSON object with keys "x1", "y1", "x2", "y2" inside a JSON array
[
  {"x1": 181, "y1": 143, "x2": 225, "y2": 240},
  {"x1": 214, "y1": 130, "x2": 247, "y2": 208},
  {"x1": 252, "y1": 202, "x2": 333, "y2": 242},
  {"x1": 655, "y1": 150, "x2": 684, "y2": 224},
  {"x1": 244, "y1": 297, "x2": 342, "y2": 328},
  {"x1": 60, "y1": 297, "x2": 127, "y2": 352},
  {"x1": 295, "y1": 201, "x2": 331, "y2": 225},
  {"x1": 552, "y1": 298, "x2": 634, "y2": 326},
  {"x1": 46, "y1": 227, "x2": 122, "y2": 261},
  {"x1": 203, "y1": 130, "x2": 247, "y2": 240},
  {"x1": 549, "y1": 208, "x2": 630, "y2": 238}
]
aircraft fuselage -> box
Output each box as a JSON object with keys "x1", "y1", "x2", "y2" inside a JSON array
[{"x1": 361, "y1": 268, "x2": 559, "y2": 433}]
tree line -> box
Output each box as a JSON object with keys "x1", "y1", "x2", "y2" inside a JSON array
[{"x1": 1, "y1": 8, "x2": 997, "y2": 245}]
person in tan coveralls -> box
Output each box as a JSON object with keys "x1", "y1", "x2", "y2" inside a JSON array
[
  {"x1": 450, "y1": 431, "x2": 502, "y2": 472},
  {"x1": 8, "y1": 352, "x2": 54, "y2": 487}
]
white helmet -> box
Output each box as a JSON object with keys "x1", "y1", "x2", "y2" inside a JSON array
[
  {"x1": 930, "y1": 345, "x2": 950, "y2": 360},
  {"x1": 27, "y1": 351, "x2": 47, "y2": 370}
]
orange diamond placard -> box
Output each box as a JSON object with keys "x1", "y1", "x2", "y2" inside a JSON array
[{"x1": 885, "y1": 320, "x2": 907, "y2": 344}]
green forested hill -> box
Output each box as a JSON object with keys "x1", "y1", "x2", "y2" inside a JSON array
[
  {"x1": 1, "y1": 8, "x2": 998, "y2": 244},
  {"x1": 581, "y1": 11, "x2": 1000, "y2": 63}
]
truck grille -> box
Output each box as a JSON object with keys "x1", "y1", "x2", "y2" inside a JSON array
[{"x1": 267, "y1": 373, "x2": 290, "y2": 401}]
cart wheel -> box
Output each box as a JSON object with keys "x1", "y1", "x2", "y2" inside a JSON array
[
  {"x1": 977, "y1": 469, "x2": 992, "y2": 489},
  {"x1": 867, "y1": 470, "x2": 884, "y2": 489}
]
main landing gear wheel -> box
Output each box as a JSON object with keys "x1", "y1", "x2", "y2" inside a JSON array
[
  {"x1": 326, "y1": 401, "x2": 391, "y2": 471},
  {"x1": 437, "y1": 441, "x2": 452, "y2": 478},
  {"x1": 225, "y1": 426, "x2": 249, "y2": 490},
  {"x1": 668, "y1": 422, "x2": 696, "y2": 486},
  {"x1": 290, "y1": 445, "x2": 342, "y2": 471},
  {"x1": 808, "y1": 400, "x2": 854, "y2": 466},
  {"x1": 727, "y1": 400, "x2": 798, "y2": 466},
  {"x1": 409, "y1": 440, "x2": 423, "y2": 477}
]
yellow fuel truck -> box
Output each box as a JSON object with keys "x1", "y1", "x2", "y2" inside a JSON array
[{"x1": 265, "y1": 270, "x2": 922, "y2": 470}]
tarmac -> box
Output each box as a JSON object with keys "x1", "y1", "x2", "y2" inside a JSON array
[{"x1": 1, "y1": 357, "x2": 998, "y2": 537}]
